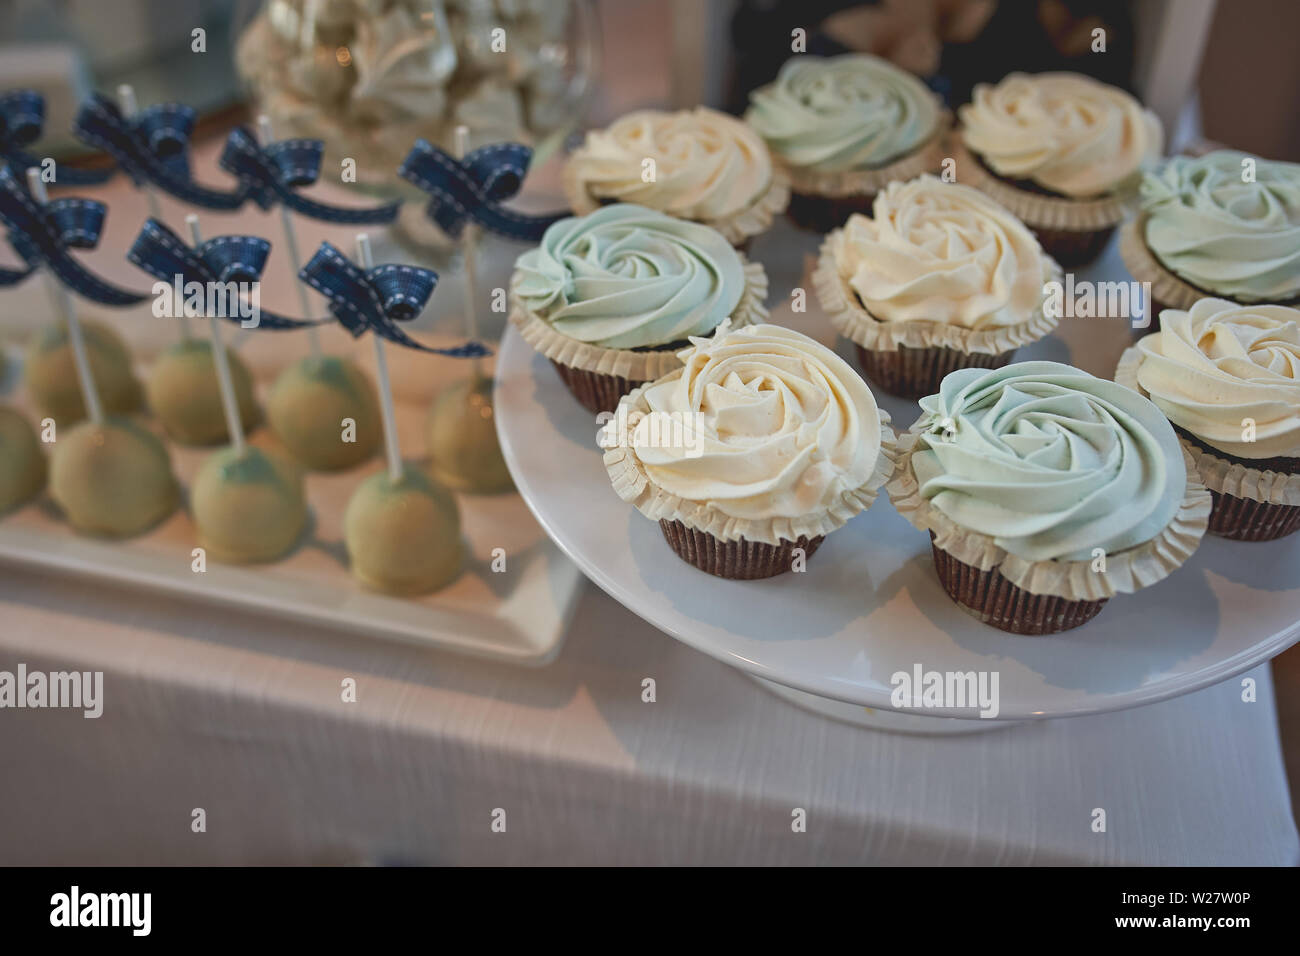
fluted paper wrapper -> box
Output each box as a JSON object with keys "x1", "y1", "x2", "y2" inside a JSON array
[
  {"x1": 1115, "y1": 346, "x2": 1300, "y2": 540},
  {"x1": 510, "y1": 255, "x2": 769, "y2": 413},
  {"x1": 604, "y1": 377, "x2": 898, "y2": 549},
  {"x1": 657, "y1": 519, "x2": 825, "y2": 579},
  {"x1": 782, "y1": 111, "x2": 952, "y2": 199},
  {"x1": 888, "y1": 429, "x2": 1211, "y2": 602},
  {"x1": 563, "y1": 164, "x2": 791, "y2": 248}
]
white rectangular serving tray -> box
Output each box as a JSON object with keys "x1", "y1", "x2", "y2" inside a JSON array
[{"x1": 0, "y1": 348, "x2": 584, "y2": 666}]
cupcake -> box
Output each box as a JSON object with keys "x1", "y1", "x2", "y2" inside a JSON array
[
  {"x1": 510, "y1": 203, "x2": 768, "y2": 414},
  {"x1": 1115, "y1": 299, "x2": 1300, "y2": 541},
  {"x1": 602, "y1": 322, "x2": 896, "y2": 579},
  {"x1": 814, "y1": 175, "x2": 1061, "y2": 400},
  {"x1": 888, "y1": 361, "x2": 1210, "y2": 634},
  {"x1": 744, "y1": 53, "x2": 946, "y2": 233},
  {"x1": 956, "y1": 72, "x2": 1162, "y2": 266},
  {"x1": 1120, "y1": 150, "x2": 1300, "y2": 333},
  {"x1": 562, "y1": 106, "x2": 789, "y2": 249}
]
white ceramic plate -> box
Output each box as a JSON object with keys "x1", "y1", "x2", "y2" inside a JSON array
[
  {"x1": 0, "y1": 349, "x2": 583, "y2": 667},
  {"x1": 493, "y1": 237, "x2": 1300, "y2": 717}
]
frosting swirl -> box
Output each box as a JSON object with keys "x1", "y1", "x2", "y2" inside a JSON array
[
  {"x1": 565, "y1": 107, "x2": 773, "y2": 220},
  {"x1": 1136, "y1": 298, "x2": 1300, "y2": 459},
  {"x1": 744, "y1": 54, "x2": 939, "y2": 173},
  {"x1": 959, "y1": 72, "x2": 1162, "y2": 198},
  {"x1": 628, "y1": 323, "x2": 885, "y2": 522},
  {"x1": 912, "y1": 361, "x2": 1185, "y2": 561},
  {"x1": 830, "y1": 175, "x2": 1050, "y2": 328},
  {"x1": 513, "y1": 204, "x2": 746, "y2": 349},
  {"x1": 1140, "y1": 150, "x2": 1300, "y2": 302}
]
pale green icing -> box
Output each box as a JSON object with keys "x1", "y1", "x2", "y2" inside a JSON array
[
  {"x1": 744, "y1": 54, "x2": 938, "y2": 173},
  {"x1": 514, "y1": 204, "x2": 745, "y2": 349},
  {"x1": 912, "y1": 362, "x2": 1185, "y2": 562},
  {"x1": 1142, "y1": 150, "x2": 1300, "y2": 302}
]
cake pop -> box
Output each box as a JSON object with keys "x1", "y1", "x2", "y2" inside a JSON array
[
  {"x1": 51, "y1": 416, "x2": 178, "y2": 536},
  {"x1": 25, "y1": 317, "x2": 142, "y2": 424},
  {"x1": 267, "y1": 354, "x2": 380, "y2": 470},
  {"x1": 0, "y1": 407, "x2": 46, "y2": 514},
  {"x1": 146, "y1": 338, "x2": 260, "y2": 445},
  {"x1": 180, "y1": 214, "x2": 308, "y2": 564}
]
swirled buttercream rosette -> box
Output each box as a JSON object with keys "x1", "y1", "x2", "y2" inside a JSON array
[
  {"x1": 814, "y1": 176, "x2": 1062, "y2": 398},
  {"x1": 887, "y1": 361, "x2": 1210, "y2": 633},
  {"x1": 562, "y1": 107, "x2": 789, "y2": 247},
  {"x1": 510, "y1": 204, "x2": 768, "y2": 413},
  {"x1": 955, "y1": 72, "x2": 1161, "y2": 265},
  {"x1": 1114, "y1": 299, "x2": 1300, "y2": 540},
  {"x1": 743, "y1": 54, "x2": 948, "y2": 231},
  {"x1": 603, "y1": 323, "x2": 897, "y2": 579},
  {"x1": 1120, "y1": 152, "x2": 1300, "y2": 329}
]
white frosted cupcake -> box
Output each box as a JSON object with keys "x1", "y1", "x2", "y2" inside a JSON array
[
  {"x1": 510, "y1": 203, "x2": 768, "y2": 414},
  {"x1": 956, "y1": 72, "x2": 1162, "y2": 265},
  {"x1": 603, "y1": 322, "x2": 896, "y2": 579},
  {"x1": 1116, "y1": 298, "x2": 1300, "y2": 540},
  {"x1": 563, "y1": 107, "x2": 789, "y2": 248},
  {"x1": 815, "y1": 175, "x2": 1060, "y2": 399},
  {"x1": 745, "y1": 53, "x2": 946, "y2": 232}
]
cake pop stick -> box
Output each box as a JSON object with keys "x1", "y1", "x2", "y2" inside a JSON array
[
  {"x1": 185, "y1": 213, "x2": 244, "y2": 456},
  {"x1": 27, "y1": 168, "x2": 102, "y2": 424},
  {"x1": 355, "y1": 233, "x2": 403, "y2": 482},
  {"x1": 453, "y1": 125, "x2": 484, "y2": 382},
  {"x1": 257, "y1": 115, "x2": 321, "y2": 358}
]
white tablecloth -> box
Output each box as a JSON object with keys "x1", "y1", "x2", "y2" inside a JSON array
[{"x1": 1, "y1": 560, "x2": 1296, "y2": 866}]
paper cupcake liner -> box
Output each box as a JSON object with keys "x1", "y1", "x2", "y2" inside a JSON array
[
  {"x1": 604, "y1": 382, "x2": 897, "y2": 546},
  {"x1": 658, "y1": 519, "x2": 825, "y2": 579},
  {"x1": 853, "y1": 343, "x2": 1015, "y2": 400},
  {"x1": 930, "y1": 538, "x2": 1109, "y2": 634},
  {"x1": 1027, "y1": 225, "x2": 1116, "y2": 267},
  {"x1": 1115, "y1": 346, "x2": 1300, "y2": 508},
  {"x1": 785, "y1": 191, "x2": 877, "y2": 233},
  {"x1": 813, "y1": 238, "x2": 1063, "y2": 357},
  {"x1": 510, "y1": 255, "x2": 769, "y2": 410},
  {"x1": 562, "y1": 163, "x2": 791, "y2": 248},
  {"x1": 781, "y1": 111, "x2": 952, "y2": 200},
  {"x1": 1205, "y1": 490, "x2": 1300, "y2": 541},
  {"x1": 952, "y1": 140, "x2": 1135, "y2": 233},
  {"x1": 887, "y1": 429, "x2": 1211, "y2": 601}
]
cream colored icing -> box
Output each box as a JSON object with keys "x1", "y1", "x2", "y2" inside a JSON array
[
  {"x1": 959, "y1": 72, "x2": 1162, "y2": 198},
  {"x1": 744, "y1": 53, "x2": 939, "y2": 173},
  {"x1": 565, "y1": 107, "x2": 773, "y2": 220},
  {"x1": 1136, "y1": 298, "x2": 1300, "y2": 459},
  {"x1": 1141, "y1": 150, "x2": 1300, "y2": 302},
  {"x1": 626, "y1": 323, "x2": 884, "y2": 522},
  {"x1": 830, "y1": 175, "x2": 1050, "y2": 328},
  {"x1": 912, "y1": 361, "x2": 1186, "y2": 561},
  {"x1": 514, "y1": 203, "x2": 746, "y2": 349}
]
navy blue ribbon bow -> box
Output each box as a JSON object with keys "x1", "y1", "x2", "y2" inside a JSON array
[
  {"x1": 219, "y1": 126, "x2": 401, "y2": 224},
  {"x1": 127, "y1": 218, "x2": 319, "y2": 329},
  {"x1": 74, "y1": 94, "x2": 243, "y2": 210},
  {"x1": 299, "y1": 241, "x2": 488, "y2": 357},
  {"x1": 0, "y1": 89, "x2": 112, "y2": 186},
  {"x1": 398, "y1": 139, "x2": 566, "y2": 242},
  {"x1": 0, "y1": 163, "x2": 145, "y2": 304}
]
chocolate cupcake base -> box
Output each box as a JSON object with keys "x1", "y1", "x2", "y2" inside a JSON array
[
  {"x1": 550, "y1": 360, "x2": 647, "y2": 415},
  {"x1": 659, "y1": 518, "x2": 823, "y2": 579},
  {"x1": 786, "y1": 191, "x2": 876, "y2": 234},
  {"x1": 930, "y1": 537, "x2": 1108, "y2": 635},
  {"x1": 1207, "y1": 490, "x2": 1300, "y2": 541},
  {"x1": 854, "y1": 343, "x2": 1015, "y2": 400},
  {"x1": 1030, "y1": 224, "x2": 1116, "y2": 268}
]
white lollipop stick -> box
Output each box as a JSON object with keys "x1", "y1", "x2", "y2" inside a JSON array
[
  {"x1": 453, "y1": 125, "x2": 483, "y2": 381},
  {"x1": 186, "y1": 214, "x2": 245, "y2": 456},
  {"x1": 356, "y1": 233, "x2": 403, "y2": 482},
  {"x1": 27, "y1": 168, "x2": 103, "y2": 424},
  {"x1": 257, "y1": 115, "x2": 321, "y2": 358},
  {"x1": 119, "y1": 84, "x2": 190, "y2": 341}
]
